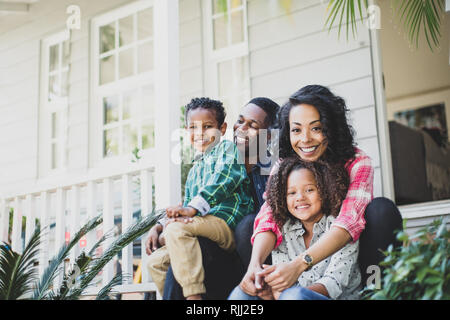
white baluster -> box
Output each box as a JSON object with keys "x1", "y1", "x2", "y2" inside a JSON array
[
  {"x1": 39, "y1": 192, "x2": 50, "y2": 277},
  {"x1": 86, "y1": 181, "x2": 97, "y2": 254},
  {"x1": 55, "y1": 188, "x2": 66, "y2": 286},
  {"x1": 0, "y1": 200, "x2": 9, "y2": 244},
  {"x1": 70, "y1": 185, "x2": 81, "y2": 264},
  {"x1": 102, "y1": 178, "x2": 114, "y2": 286},
  {"x1": 121, "y1": 173, "x2": 133, "y2": 284},
  {"x1": 24, "y1": 194, "x2": 36, "y2": 246},
  {"x1": 140, "y1": 169, "x2": 153, "y2": 283},
  {"x1": 11, "y1": 197, "x2": 22, "y2": 254}
]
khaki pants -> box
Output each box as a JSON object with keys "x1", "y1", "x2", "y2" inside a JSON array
[{"x1": 147, "y1": 215, "x2": 235, "y2": 297}]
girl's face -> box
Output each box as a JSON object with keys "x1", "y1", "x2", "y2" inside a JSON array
[
  {"x1": 286, "y1": 168, "x2": 322, "y2": 223},
  {"x1": 289, "y1": 104, "x2": 328, "y2": 162},
  {"x1": 187, "y1": 108, "x2": 226, "y2": 152}
]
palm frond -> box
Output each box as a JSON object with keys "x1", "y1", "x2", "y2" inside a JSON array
[
  {"x1": 68, "y1": 209, "x2": 163, "y2": 297},
  {"x1": 0, "y1": 227, "x2": 41, "y2": 300},
  {"x1": 392, "y1": 0, "x2": 444, "y2": 51},
  {"x1": 32, "y1": 214, "x2": 102, "y2": 300},
  {"x1": 52, "y1": 251, "x2": 93, "y2": 300},
  {"x1": 95, "y1": 273, "x2": 125, "y2": 300},
  {"x1": 325, "y1": 0, "x2": 369, "y2": 40}
]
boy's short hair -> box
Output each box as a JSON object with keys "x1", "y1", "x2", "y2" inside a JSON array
[{"x1": 185, "y1": 97, "x2": 226, "y2": 126}]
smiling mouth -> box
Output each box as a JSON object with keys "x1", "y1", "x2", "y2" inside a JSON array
[
  {"x1": 299, "y1": 146, "x2": 318, "y2": 153},
  {"x1": 295, "y1": 204, "x2": 310, "y2": 210}
]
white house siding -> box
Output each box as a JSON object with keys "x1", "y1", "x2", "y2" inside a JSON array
[
  {"x1": 247, "y1": 0, "x2": 383, "y2": 197},
  {"x1": 0, "y1": 0, "x2": 203, "y2": 197}
]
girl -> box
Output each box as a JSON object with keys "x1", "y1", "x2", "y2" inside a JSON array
[
  {"x1": 229, "y1": 158, "x2": 361, "y2": 300},
  {"x1": 238, "y1": 85, "x2": 403, "y2": 297}
]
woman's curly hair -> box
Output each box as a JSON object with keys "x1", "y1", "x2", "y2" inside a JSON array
[
  {"x1": 277, "y1": 85, "x2": 356, "y2": 165},
  {"x1": 266, "y1": 157, "x2": 350, "y2": 229}
]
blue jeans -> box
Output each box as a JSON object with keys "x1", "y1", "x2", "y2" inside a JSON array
[{"x1": 228, "y1": 285, "x2": 329, "y2": 300}]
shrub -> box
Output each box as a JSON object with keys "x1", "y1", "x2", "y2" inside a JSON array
[{"x1": 363, "y1": 218, "x2": 449, "y2": 300}]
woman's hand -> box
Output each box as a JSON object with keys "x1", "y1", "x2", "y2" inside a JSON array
[{"x1": 258, "y1": 260, "x2": 303, "y2": 292}]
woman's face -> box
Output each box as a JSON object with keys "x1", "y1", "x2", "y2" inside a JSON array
[
  {"x1": 289, "y1": 104, "x2": 328, "y2": 162},
  {"x1": 286, "y1": 168, "x2": 322, "y2": 223}
]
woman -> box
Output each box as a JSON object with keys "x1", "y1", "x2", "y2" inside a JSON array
[{"x1": 239, "y1": 85, "x2": 403, "y2": 298}]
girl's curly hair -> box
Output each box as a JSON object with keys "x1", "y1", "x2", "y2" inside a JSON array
[
  {"x1": 266, "y1": 157, "x2": 350, "y2": 229},
  {"x1": 277, "y1": 85, "x2": 356, "y2": 165}
]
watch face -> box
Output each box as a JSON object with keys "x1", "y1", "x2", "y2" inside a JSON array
[{"x1": 304, "y1": 254, "x2": 312, "y2": 264}]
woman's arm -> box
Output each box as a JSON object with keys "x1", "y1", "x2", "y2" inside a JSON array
[{"x1": 240, "y1": 231, "x2": 276, "y2": 295}]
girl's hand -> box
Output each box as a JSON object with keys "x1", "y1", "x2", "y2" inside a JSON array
[
  {"x1": 258, "y1": 261, "x2": 302, "y2": 292},
  {"x1": 239, "y1": 263, "x2": 264, "y2": 296}
]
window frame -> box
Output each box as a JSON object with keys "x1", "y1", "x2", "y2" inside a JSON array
[
  {"x1": 202, "y1": 0, "x2": 251, "y2": 134},
  {"x1": 90, "y1": 0, "x2": 156, "y2": 169},
  {"x1": 38, "y1": 30, "x2": 71, "y2": 178}
]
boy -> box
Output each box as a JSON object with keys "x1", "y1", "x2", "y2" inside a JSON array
[{"x1": 147, "y1": 97, "x2": 254, "y2": 300}]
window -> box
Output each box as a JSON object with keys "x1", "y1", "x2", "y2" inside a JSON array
[
  {"x1": 39, "y1": 31, "x2": 70, "y2": 176},
  {"x1": 203, "y1": 0, "x2": 250, "y2": 128},
  {"x1": 91, "y1": 1, "x2": 155, "y2": 165}
]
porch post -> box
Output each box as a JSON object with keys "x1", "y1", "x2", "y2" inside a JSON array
[
  {"x1": 153, "y1": 0, "x2": 182, "y2": 209},
  {"x1": 368, "y1": 0, "x2": 395, "y2": 200}
]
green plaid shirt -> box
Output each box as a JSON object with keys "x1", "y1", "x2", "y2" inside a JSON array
[{"x1": 184, "y1": 140, "x2": 254, "y2": 230}]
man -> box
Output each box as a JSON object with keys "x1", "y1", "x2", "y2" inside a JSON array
[{"x1": 145, "y1": 97, "x2": 280, "y2": 299}]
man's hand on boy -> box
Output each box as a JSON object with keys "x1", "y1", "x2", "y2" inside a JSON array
[
  {"x1": 145, "y1": 223, "x2": 163, "y2": 255},
  {"x1": 166, "y1": 205, "x2": 197, "y2": 218}
]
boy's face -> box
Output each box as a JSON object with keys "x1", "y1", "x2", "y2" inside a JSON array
[
  {"x1": 286, "y1": 168, "x2": 322, "y2": 224},
  {"x1": 186, "y1": 108, "x2": 227, "y2": 153}
]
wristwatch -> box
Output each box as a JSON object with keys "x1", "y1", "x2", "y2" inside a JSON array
[{"x1": 301, "y1": 253, "x2": 314, "y2": 270}]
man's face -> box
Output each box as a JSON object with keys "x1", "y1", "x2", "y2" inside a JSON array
[{"x1": 233, "y1": 103, "x2": 269, "y2": 158}]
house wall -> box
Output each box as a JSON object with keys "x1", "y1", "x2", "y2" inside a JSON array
[
  {"x1": 246, "y1": 0, "x2": 383, "y2": 197},
  {"x1": 0, "y1": 0, "x2": 203, "y2": 196},
  {"x1": 0, "y1": 0, "x2": 384, "y2": 199}
]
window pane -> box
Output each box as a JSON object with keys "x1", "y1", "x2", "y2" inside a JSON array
[
  {"x1": 138, "y1": 41, "x2": 153, "y2": 73},
  {"x1": 213, "y1": 16, "x2": 228, "y2": 50},
  {"x1": 103, "y1": 95, "x2": 119, "y2": 124},
  {"x1": 218, "y1": 59, "x2": 232, "y2": 97},
  {"x1": 123, "y1": 123, "x2": 138, "y2": 154},
  {"x1": 100, "y1": 55, "x2": 115, "y2": 85},
  {"x1": 49, "y1": 44, "x2": 59, "y2": 72},
  {"x1": 48, "y1": 74, "x2": 60, "y2": 101},
  {"x1": 138, "y1": 8, "x2": 153, "y2": 40},
  {"x1": 51, "y1": 143, "x2": 59, "y2": 169},
  {"x1": 61, "y1": 71, "x2": 69, "y2": 97},
  {"x1": 62, "y1": 40, "x2": 70, "y2": 68},
  {"x1": 100, "y1": 22, "x2": 116, "y2": 54},
  {"x1": 123, "y1": 91, "x2": 138, "y2": 120},
  {"x1": 51, "y1": 112, "x2": 60, "y2": 139},
  {"x1": 142, "y1": 85, "x2": 154, "y2": 117},
  {"x1": 231, "y1": 0, "x2": 243, "y2": 9},
  {"x1": 231, "y1": 10, "x2": 244, "y2": 44},
  {"x1": 212, "y1": 0, "x2": 226, "y2": 15},
  {"x1": 235, "y1": 56, "x2": 249, "y2": 86},
  {"x1": 142, "y1": 121, "x2": 155, "y2": 149},
  {"x1": 104, "y1": 128, "x2": 119, "y2": 157},
  {"x1": 119, "y1": 48, "x2": 134, "y2": 79},
  {"x1": 119, "y1": 15, "x2": 134, "y2": 47}
]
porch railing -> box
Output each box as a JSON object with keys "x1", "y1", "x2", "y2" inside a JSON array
[{"x1": 0, "y1": 161, "x2": 161, "y2": 299}]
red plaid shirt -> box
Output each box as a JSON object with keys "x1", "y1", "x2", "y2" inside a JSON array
[{"x1": 251, "y1": 148, "x2": 374, "y2": 248}]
